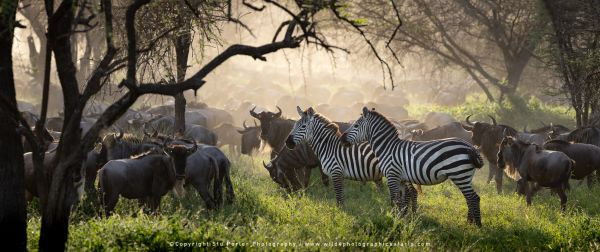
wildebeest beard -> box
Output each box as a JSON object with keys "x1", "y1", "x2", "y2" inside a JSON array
[{"x1": 498, "y1": 138, "x2": 528, "y2": 180}]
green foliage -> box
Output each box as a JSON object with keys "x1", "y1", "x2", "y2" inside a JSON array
[
  {"x1": 25, "y1": 148, "x2": 600, "y2": 250},
  {"x1": 408, "y1": 94, "x2": 576, "y2": 129}
]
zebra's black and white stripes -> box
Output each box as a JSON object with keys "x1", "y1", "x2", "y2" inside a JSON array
[
  {"x1": 285, "y1": 107, "x2": 384, "y2": 205},
  {"x1": 341, "y1": 107, "x2": 484, "y2": 226}
]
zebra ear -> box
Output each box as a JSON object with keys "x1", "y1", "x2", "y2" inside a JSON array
[
  {"x1": 362, "y1": 106, "x2": 369, "y2": 115},
  {"x1": 296, "y1": 106, "x2": 303, "y2": 116},
  {"x1": 307, "y1": 107, "x2": 315, "y2": 116}
]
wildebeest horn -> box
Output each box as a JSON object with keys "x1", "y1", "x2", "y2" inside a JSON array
[
  {"x1": 249, "y1": 106, "x2": 259, "y2": 118},
  {"x1": 275, "y1": 106, "x2": 282, "y2": 118},
  {"x1": 242, "y1": 120, "x2": 249, "y2": 129},
  {"x1": 488, "y1": 115, "x2": 497, "y2": 126},
  {"x1": 115, "y1": 127, "x2": 124, "y2": 140},
  {"x1": 262, "y1": 160, "x2": 270, "y2": 170},
  {"x1": 253, "y1": 120, "x2": 258, "y2": 127},
  {"x1": 465, "y1": 115, "x2": 474, "y2": 125}
]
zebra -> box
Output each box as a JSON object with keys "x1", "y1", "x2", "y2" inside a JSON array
[
  {"x1": 340, "y1": 107, "x2": 484, "y2": 226},
  {"x1": 285, "y1": 106, "x2": 384, "y2": 205}
]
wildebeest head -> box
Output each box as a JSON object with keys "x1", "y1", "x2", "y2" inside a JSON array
[
  {"x1": 465, "y1": 114, "x2": 500, "y2": 147},
  {"x1": 163, "y1": 141, "x2": 198, "y2": 179},
  {"x1": 497, "y1": 135, "x2": 531, "y2": 180},
  {"x1": 249, "y1": 106, "x2": 282, "y2": 139}
]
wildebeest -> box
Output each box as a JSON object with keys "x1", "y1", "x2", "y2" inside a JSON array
[
  {"x1": 543, "y1": 139, "x2": 600, "y2": 187},
  {"x1": 212, "y1": 122, "x2": 242, "y2": 153},
  {"x1": 98, "y1": 142, "x2": 197, "y2": 215},
  {"x1": 550, "y1": 127, "x2": 600, "y2": 147},
  {"x1": 497, "y1": 136, "x2": 573, "y2": 211},
  {"x1": 183, "y1": 150, "x2": 221, "y2": 209},
  {"x1": 410, "y1": 122, "x2": 473, "y2": 143},
  {"x1": 263, "y1": 143, "x2": 328, "y2": 191},
  {"x1": 185, "y1": 125, "x2": 217, "y2": 145},
  {"x1": 237, "y1": 120, "x2": 262, "y2": 155},
  {"x1": 518, "y1": 124, "x2": 570, "y2": 146},
  {"x1": 424, "y1": 112, "x2": 456, "y2": 129},
  {"x1": 465, "y1": 115, "x2": 519, "y2": 193},
  {"x1": 23, "y1": 147, "x2": 85, "y2": 202},
  {"x1": 250, "y1": 106, "x2": 351, "y2": 154},
  {"x1": 146, "y1": 135, "x2": 235, "y2": 206}
]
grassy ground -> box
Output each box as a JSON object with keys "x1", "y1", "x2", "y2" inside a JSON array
[{"x1": 25, "y1": 150, "x2": 600, "y2": 251}]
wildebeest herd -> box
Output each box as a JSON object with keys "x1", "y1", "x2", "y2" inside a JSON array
[{"x1": 19, "y1": 99, "x2": 600, "y2": 227}]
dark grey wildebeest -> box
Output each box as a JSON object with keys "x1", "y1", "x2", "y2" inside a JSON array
[
  {"x1": 465, "y1": 115, "x2": 519, "y2": 194},
  {"x1": 263, "y1": 143, "x2": 327, "y2": 191},
  {"x1": 497, "y1": 136, "x2": 573, "y2": 211},
  {"x1": 237, "y1": 120, "x2": 262, "y2": 155},
  {"x1": 543, "y1": 139, "x2": 600, "y2": 187},
  {"x1": 146, "y1": 135, "x2": 235, "y2": 206},
  {"x1": 24, "y1": 147, "x2": 85, "y2": 202},
  {"x1": 98, "y1": 142, "x2": 197, "y2": 215},
  {"x1": 410, "y1": 122, "x2": 472, "y2": 143}
]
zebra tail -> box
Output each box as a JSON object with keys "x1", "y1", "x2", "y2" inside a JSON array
[{"x1": 469, "y1": 147, "x2": 484, "y2": 169}]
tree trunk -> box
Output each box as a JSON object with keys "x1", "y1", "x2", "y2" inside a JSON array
[
  {"x1": 0, "y1": 2, "x2": 27, "y2": 250},
  {"x1": 173, "y1": 29, "x2": 191, "y2": 134}
]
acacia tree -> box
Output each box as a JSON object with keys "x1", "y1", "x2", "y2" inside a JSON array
[
  {"x1": 0, "y1": 1, "x2": 27, "y2": 250},
  {"x1": 356, "y1": 0, "x2": 546, "y2": 101},
  {"x1": 542, "y1": 0, "x2": 600, "y2": 127},
  {"x1": 0, "y1": 0, "x2": 401, "y2": 250}
]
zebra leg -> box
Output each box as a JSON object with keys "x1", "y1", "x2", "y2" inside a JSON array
[
  {"x1": 331, "y1": 172, "x2": 344, "y2": 206},
  {"x1": 398, "y1": 183, "x2": 409, "y2": 217},
  {"x1": 387, "y1": 175, "x2": 402, "y2": 208},
  {"x1": 375, "y1": 179, "x2": 385, "y2": 192},
  {"x1": 415, "y1": 184, "x2": 423, "y2": 194},
  {"x1": 450, "y1": 175, "x2": 481, "y2": 227},
  {"x1": 406, "y1": 183, "x2": 418, "y2": 214}
]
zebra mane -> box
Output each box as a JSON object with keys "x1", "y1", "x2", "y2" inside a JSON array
[
  {"x1": 368, "y1": 110, "x2": 397, "y2": 132},
  {"x1": 312, "y1": 113, "x2": 341, "y2": 136}
]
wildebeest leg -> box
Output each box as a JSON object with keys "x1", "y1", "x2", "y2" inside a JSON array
[
  {"x1": 586, "y1": 172, "x2": 596, "y2": 188},
  {"x1": 487, "y1": 163, "x2": 497, "y2": 184},
  {"x1": 319, "y1": 168, "x2": 330, "y2": 187},
  {"x1": 194, "y1": 183, "x2": 216, "y2": 210},
  {"x1": 149, "y1": 197, "x2": 161, "y2": 214},
  {"x1": 302, "y1": 167, "x2": 312, "y2": 188},
  {"x1": 103, "y1": 192, "x2": 118, "y2": 217},
  {"x1": 553, "y1": 186, "x2": 568, "y2": 212},
  {"x1": 213, "y1": 172, "x2": 224, "y2": 207},
  {"x1": 224, "y1": 170, "x2": 235, "y2": 204},
  {"x1": 494, "y1": 165, "x2": 504, "y2": 194},
  {"x1": 524, "y1": 181, "x2": 533, "y2": 206}
]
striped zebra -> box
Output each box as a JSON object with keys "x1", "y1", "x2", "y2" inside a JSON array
[
  {"x1": 341, "y1": 107, "x2": 484, "y2": 226},
  {"x1": 285, "y1": 107, "x2": 384, "y2": 205}
]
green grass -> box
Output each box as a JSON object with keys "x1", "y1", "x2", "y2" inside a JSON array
[{"x1": 25, "y1": 150, "x2": 600, "y2": 251}]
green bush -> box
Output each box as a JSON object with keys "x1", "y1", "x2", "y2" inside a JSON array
[{"x1": 408, "y1": 94, "x2": 576, "y2": 129}]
